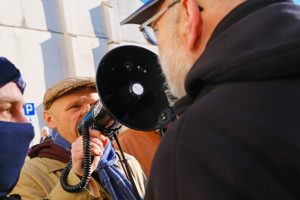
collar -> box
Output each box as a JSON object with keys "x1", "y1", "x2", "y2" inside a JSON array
[{"x1": 52, "y1": 130, "x2": 72, "y2": 152}]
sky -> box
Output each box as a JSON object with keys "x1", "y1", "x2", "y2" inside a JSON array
[{"x1": 295, "y1": 0, "x2": 300, "y2": 4}]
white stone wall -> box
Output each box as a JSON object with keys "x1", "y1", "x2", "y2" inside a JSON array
[{"x1": 0, "y1": 0, "x2": 157, "y2": 145}]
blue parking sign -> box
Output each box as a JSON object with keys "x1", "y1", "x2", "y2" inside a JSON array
[{"x1": 24, "y1": 103, "x2": 35, "y2": 116}]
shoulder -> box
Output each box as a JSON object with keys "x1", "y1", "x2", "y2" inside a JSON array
[
  {"x1": 13, "y1": 157, "x2": 65, "y2": 192},
  {"x1": 22, "y1": 157, "x2": 65, "y2": 174}
]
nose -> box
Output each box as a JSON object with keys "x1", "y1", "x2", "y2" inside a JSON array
[
  {"x1": 78, "y1": 103, "x2": 94, "y2": 128},
  {"x1": 85, "y1": 103, "x2": 91, "y2": 113},
  {"x1": 79, "y1": 103, "x2": 91, "y2": 119}
]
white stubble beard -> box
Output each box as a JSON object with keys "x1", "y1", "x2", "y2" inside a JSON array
[{"x1": 158, "y1": 28, "x2": 195, "y2": 99}]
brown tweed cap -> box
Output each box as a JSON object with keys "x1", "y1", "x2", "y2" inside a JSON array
[{"x1": 43, "y1": 77, "x2": 96, "y2": 110}]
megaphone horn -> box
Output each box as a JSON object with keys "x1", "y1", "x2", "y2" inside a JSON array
[{"x1": 96, "y1": 45, "x2": 174, "y2": 131}]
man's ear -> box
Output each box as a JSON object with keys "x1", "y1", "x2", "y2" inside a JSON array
[
  {"x1": 43, "y1": 110, "x2": 56, "y2": 129},
  {"x1": 180, "y1": 0, "x2": 202, "y2": 50}
]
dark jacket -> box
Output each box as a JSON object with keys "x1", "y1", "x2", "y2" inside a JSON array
[{"x1": 145, "y1": 0, "x2": 300, "y2": 199}]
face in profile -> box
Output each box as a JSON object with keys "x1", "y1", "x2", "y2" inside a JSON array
[{"x1": 0, "y1": 82, "x2": 28, "y2": 123}]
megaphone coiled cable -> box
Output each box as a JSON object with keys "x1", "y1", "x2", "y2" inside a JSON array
[{"x1": 60, "y1": 124, "x2": 92, "y2": 192}]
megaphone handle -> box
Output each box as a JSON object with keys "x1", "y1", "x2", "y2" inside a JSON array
[{"x1": 113, "y1": 133, "x2": 142, "y2": 200}]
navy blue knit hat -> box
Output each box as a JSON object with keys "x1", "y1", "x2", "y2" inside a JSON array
[{"x1": 0, "y1": 57, "x2": 26, "y2": 93}]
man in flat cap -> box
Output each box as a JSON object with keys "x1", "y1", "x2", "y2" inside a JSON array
[
  {"x1": 10, "y1": 77, "x2": 146, "y2": 200},
  {"x1": 0, "y1": 57, "x2": 34, "y2": 199},
  {"x1": 121, "y1": 0, "x2": 300, "y2": 199}
]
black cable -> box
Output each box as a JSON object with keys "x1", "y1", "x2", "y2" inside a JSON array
[
  {"x1": 115, "y1": 150, "x2": 130, "y2": 179},
  {"x1": 158, "y1": 127, "x2": 165, "y2": 138},
  {"x1": 60, "y1": 124, "x2": 92, "y2": 192},
  {"x1": 113, "y1": 133, "x2": 142, "y2": 200}
]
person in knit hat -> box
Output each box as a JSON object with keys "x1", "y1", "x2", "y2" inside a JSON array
[{"x1": 0, "y1": 57, "x2": 34, "y2": 199}]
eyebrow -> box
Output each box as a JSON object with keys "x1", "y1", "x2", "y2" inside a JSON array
[
  {"x1": 64, "y1": 100, "x2": 83, "y2": 110},
  {"x1": 64, "y1": 98, "x2": 97, "y2": 110}
]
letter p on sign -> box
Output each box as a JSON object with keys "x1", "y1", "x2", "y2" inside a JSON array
[{"x1": 24, "y1": 103, "x2": 35, "y2": 116}]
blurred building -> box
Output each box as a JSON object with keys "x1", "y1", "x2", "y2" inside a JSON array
[{"x1": 0, "y1": 0, "x2": 157, "y2": 145}]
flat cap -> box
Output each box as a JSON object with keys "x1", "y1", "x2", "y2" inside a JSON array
[{"x1": 43, "y1": 77, "x2": 96, "y2": 110}]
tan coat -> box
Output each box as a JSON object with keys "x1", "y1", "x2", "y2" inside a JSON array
[{"x1": 10, "y1": 152, "x2": 146, "y2": 200}]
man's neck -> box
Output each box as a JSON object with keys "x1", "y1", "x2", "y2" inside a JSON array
[{"x1": 198, "y1": 0, "x2": 246, "y2": 56}]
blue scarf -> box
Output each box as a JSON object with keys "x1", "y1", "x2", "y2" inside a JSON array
[
  {"x1": 94, "y1": 141, "x2": 139, "y2": 200},
  {"x1": 52, "y1": 130, "x2": 72, "y2": 151}
]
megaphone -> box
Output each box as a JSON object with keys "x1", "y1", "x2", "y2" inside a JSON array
[
  {"x1": 96, "y1": 45, "x2": 173, "y2": 131},
  {"x1": 60, "y1": 45, "x2": 175, "y2": 194}
]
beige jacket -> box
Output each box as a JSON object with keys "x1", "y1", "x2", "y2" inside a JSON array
[{"x1": 10, "y1": 152, "x2": 146, "y2": 200}]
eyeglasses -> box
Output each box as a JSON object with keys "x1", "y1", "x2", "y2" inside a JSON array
[{"x1": 139, "y1": 1, "x2": 180, "y2": 45}]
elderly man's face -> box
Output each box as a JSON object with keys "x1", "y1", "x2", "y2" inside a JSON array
[
  {"x1": 153, "y1": 1, "x2": 195, "y2": 98},
  {"x1": 0, "y1": 82, "x2": 28, "y2": 123},
  {"x1": 45, "y1": 88, "x2": 98, "y2": 143}
]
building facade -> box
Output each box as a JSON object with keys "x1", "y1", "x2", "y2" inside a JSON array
[{"x1": 0, "y1": 0, "x2": 157, "y2": 145}]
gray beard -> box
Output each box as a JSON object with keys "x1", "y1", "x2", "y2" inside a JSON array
[
  {"x1": 157, "y1": 9, "x2": 195, "y2": 99},
  {"x1": 158, "y1": 42, "x2": 194, "y2": 99}
]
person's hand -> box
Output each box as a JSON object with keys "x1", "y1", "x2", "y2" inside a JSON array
[{"x1": 71, "y1": 129, "x2": 108, "y2": 177}]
